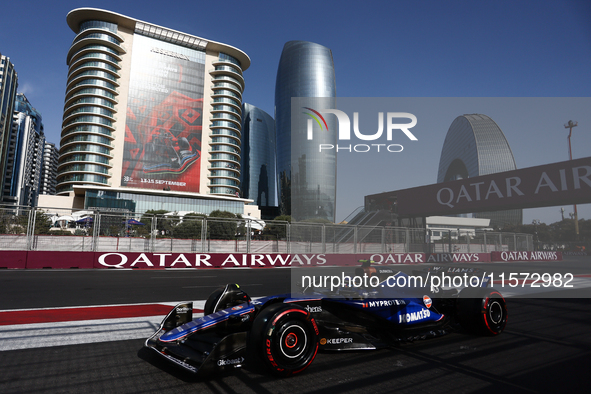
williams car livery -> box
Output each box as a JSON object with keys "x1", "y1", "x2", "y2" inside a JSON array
[{"x1": 144, "y1": 262, "x2": 507, "y2": 377}]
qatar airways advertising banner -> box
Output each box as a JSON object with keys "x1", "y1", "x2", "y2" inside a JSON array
[
  {"x1": 91, "y1": 252, "x2": 503, "y2": 269},
  {"x1": 121, "y1": 34, "x2": 205, "y2": 192},
  {"x1": 5, "y1": 251, "x2": 560, "y2": 270},
  {"x1": 391, "y1": 156, "x2": 591, "y2": 217}
]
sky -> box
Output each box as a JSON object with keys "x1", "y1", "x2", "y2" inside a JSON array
[{"x1": 1, "y1": 0, "x2": 590, "y2": 225}]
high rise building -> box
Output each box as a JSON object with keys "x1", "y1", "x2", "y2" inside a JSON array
[
  {"x1": 41, "y1": 141, "x2": 59, "y2": 195},
  {"x1": 0, "y1": 53, "x2": 19, "y2": 203},
  {"x1": 274, "y1": 41, "x2": 337, "y2": 221},
  {"x1": 47, "y1": 8, "x2": 257, "y2": 217},
  {"x1": 240, "y1": 103, "x2": 278, "y2": 218},
  {"x1": 3, "y1": 93, "x2": 45, "y2": 207},
  {"x1": 437, "y1": 114, "x2": 522, "y2": 227}
]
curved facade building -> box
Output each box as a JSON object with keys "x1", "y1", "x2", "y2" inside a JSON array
[
  {"x1": 437, "y1": 114, "x2": 522, "y2": 226},
  {"x1": 58, "y1": 18, "x2": 122, "y2": 192},
  {"x1": 275, "y1": 41, "x2": 336, "y2": 221},
  {"x1": 208, "y1": 54, "x2": 245, "y2": 196},
  {"x1": 51, "y1": 8, "x2": 255, "y2": 216},
  {"x1": 240, "y1": 103, "x2": 277, "y2": 215},
  {"x1": 57, "y1": 8, "x2": 249, "y2": 197}
]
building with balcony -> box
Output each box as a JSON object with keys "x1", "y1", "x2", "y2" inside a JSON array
[
  {"x1": 40, "y1": 141, "x2": 59, "y2": 196},
  {"x1": 0, "y1": 53, "x2": 19, "y2": 203},
  {"x1": 45, "y1": 8, "x2": 259, "y2": 217},
  {"x1": 3, "y1": 94, "x2": 45, "y2": 207}
]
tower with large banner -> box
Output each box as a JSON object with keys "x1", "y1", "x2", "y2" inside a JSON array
[{"x1": 47, "y1": 8, "x2": 256, "y2": 216}]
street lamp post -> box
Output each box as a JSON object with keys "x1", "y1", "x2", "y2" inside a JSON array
[
  {"x1": 564, "y1": 120, "x2": 579, "y2": 240},
  {"x1": 532, "y1": 219, "x2": 540, "y2": 251}
]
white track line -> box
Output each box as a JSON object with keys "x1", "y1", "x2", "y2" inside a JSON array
[{"x1": 0, "y1": 301, "x2": 206, "y2": 352}]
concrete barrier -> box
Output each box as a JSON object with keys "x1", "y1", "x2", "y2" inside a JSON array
[
  {"x1": 25, "y1": 251, "x2": 94, "y2": 269},
  {"x1": 0, "y1": 251, "x2": 27, "y2": 269}
]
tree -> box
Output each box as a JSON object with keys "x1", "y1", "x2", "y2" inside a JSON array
[
  {"x1": 136, "y1": 210, "x2": 180, "y2": 238},
  {"x1": 32, "y1": 210, "x2": 52, "y2": 235},
  {"x1": 264, "y1": 215, "x2": 292, "y2": 240},
  {"x1": 175, "y1": 213, "x2": 205, "y2": 239},
  {"x1": 207, "y1": 210, "x2": 240, "y2": 240}
]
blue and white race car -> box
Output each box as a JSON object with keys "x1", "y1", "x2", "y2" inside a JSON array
[{"x1": 145, "y1": 262, "x2": 507, "y2": 377}]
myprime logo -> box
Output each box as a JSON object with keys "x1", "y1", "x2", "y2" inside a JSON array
[{"x1": 303, "y1": 107, "x2": 417, "y2": 153}]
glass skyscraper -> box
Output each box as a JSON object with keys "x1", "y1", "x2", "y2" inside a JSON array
[
  {"x1": 275, "y1": 41, "x2": 337, "y2": 221},
  {"x1": 0, "y1": 53, "x2": 19, "y2": 203},
  {"x1": 437, "y1": 114, "x2": 523, "y2": 227},
  {"x1": 4, "y1": 94, "x2": 45, "y2": 207},
  {"x1": 240, "y1": 103, "x2": 277, "y2": 217}
]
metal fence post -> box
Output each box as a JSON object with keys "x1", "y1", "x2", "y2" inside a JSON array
[
  {"x1": 151, "y1": 215, "x2": 157, "y2": 253},
  {"x1": 513, "y1": 233, "x2": 517, "y2": 251},
  {"x1": 246, "y1": 219, "x2": 251, "y2": 254},
  {"x1": 286, "y1": 222, "x2": 290, "y2": 254},
  {"x1": 201, "y1": 218, "x2": 206, "y2": 253},
  {"x1": 405, "y1": 228, "x2": 410, "y2": 253},
  {"x1": 321, "y1": 224, "x2": 326, "y2": 254},
  {"x1": 26, "y1": 208, "x2": 36, "y2": 251},
  {"x1": 92, "y1": 212, "x2": 100, "y2": 252}
]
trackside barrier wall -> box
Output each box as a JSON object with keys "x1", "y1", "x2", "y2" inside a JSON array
[{"x1": 0, "y1": 251, "x2": 563, "y2": 269}]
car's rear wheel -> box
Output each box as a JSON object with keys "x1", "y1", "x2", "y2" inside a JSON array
[
  {"x1": 457, "y1": 287, "x2": 507, "y2": 335},
  {"x1": 250, "y1": 303, "x2": 319, "y2": 376}
]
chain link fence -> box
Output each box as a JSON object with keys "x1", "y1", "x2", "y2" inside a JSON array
[
  {"x1": 429, "y1": 229, "x2": 533, "y2": 253},
  {"x1": 0, "y1": 205, "x2": 533, "y2": 254}
]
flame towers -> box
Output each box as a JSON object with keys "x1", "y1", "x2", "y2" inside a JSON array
[{"x1": 275, "y1": 41, "x2": 337, "y2": 221}]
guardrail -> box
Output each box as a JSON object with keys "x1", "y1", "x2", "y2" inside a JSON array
[{"x1": 0, "y1": 205, "x2": 533, "y2": 254}]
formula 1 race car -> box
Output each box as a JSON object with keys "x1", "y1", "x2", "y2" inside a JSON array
[{"x1": 144, "y1": 263, "x2": 507, "y2": 377}]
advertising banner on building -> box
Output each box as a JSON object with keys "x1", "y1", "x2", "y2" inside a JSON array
[{"x1": 121, "y1": 35, "x2": 206, "y2": 192}]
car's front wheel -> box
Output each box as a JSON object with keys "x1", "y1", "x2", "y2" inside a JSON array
[{"x1": 250, "y1": 303, "x2": 319, "y2": 376}]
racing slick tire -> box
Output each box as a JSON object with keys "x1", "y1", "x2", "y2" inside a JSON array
[
  {"x1": 250, "y1": 303, "x2": 319, "y2": 376},
  {"x1": 457, "y1": 287, "x2": 508, "y2": 336}
]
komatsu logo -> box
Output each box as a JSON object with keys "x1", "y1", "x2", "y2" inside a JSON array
[{"x1": 398, "y1": 309, "x2": 431, "y2": 323}]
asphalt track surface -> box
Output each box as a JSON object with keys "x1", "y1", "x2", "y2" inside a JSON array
[{"x1": 1, "y1": 257, "x2": 590, "y2": 393}]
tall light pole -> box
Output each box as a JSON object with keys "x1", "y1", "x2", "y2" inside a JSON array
[
  {"x1": 532, "y1": 219, "x2": 540, "y2": 251},
  {"x1": 560, "y1": 207, "x2": 565, "y2": 221},
  {"x1": 564, "y1": 120, "x2": 579, "y2": 240}
]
